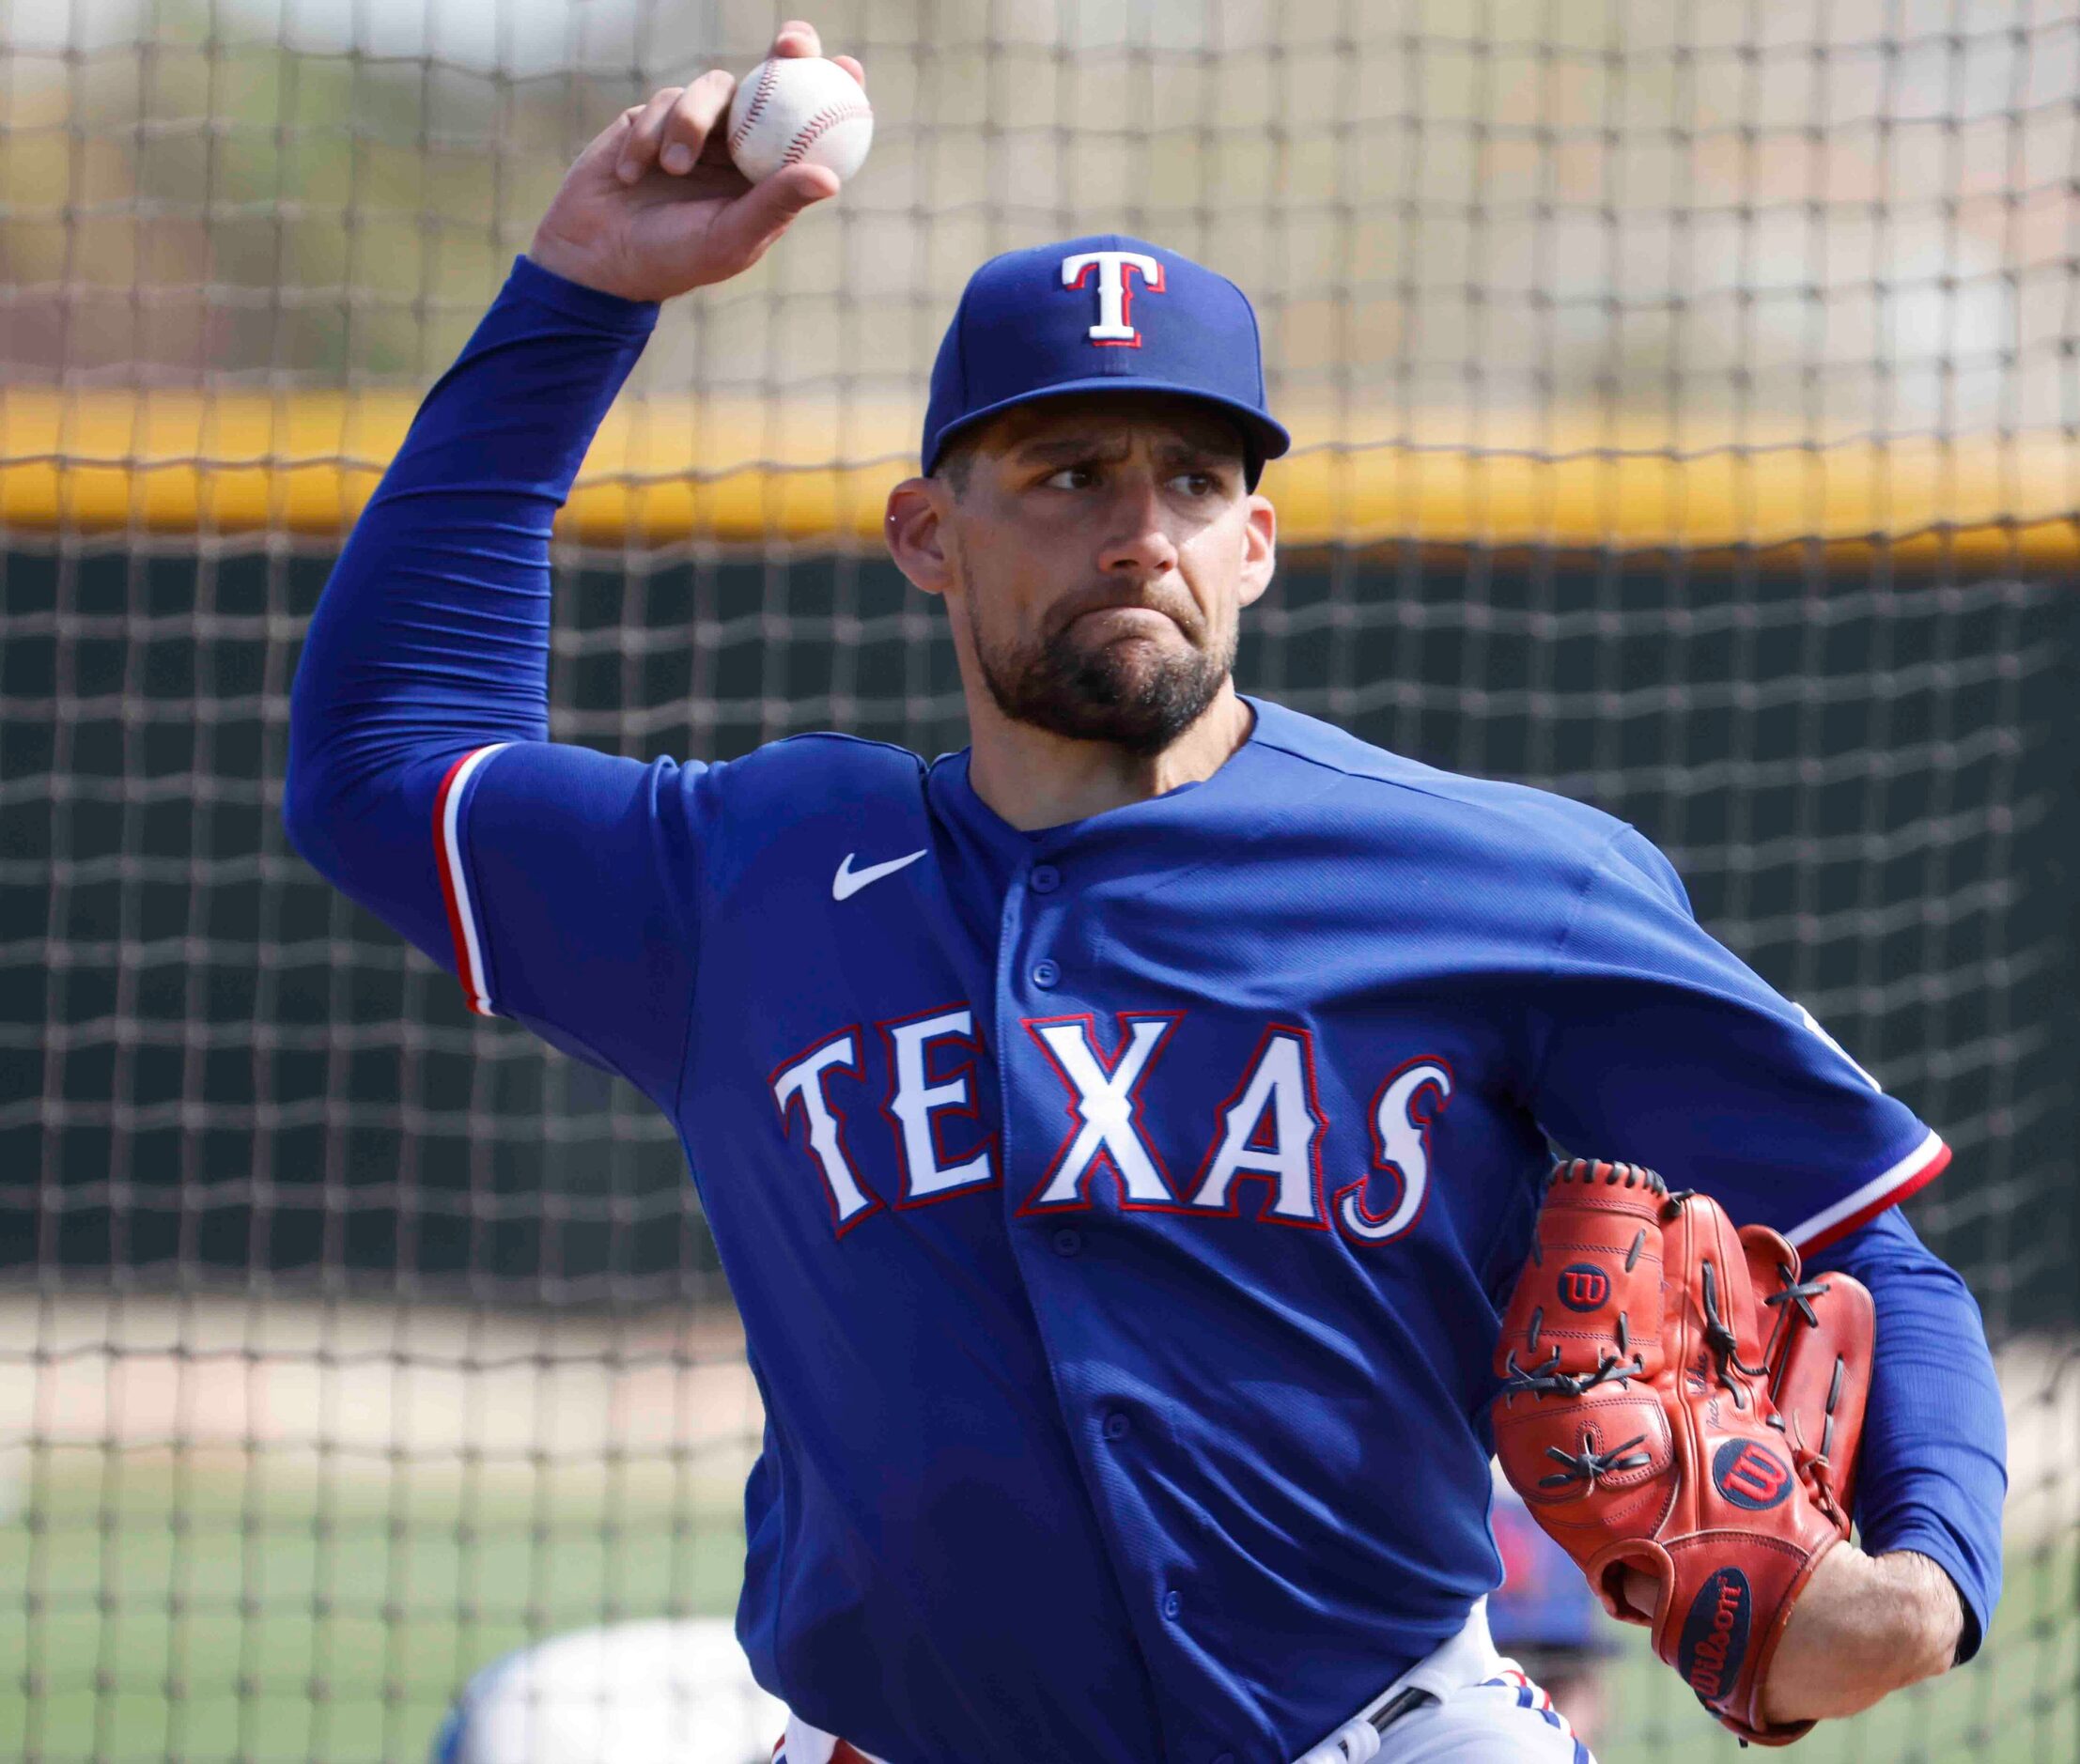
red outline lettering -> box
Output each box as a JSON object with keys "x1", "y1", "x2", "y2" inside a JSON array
[
  {"x1": 1017, "y1": 1011, "x2": 1187, "y2": 1215},
  {"x1": 1334, "y1": 1054, "x2": 1454, "y2": 1247},
  {"x1": 769, "y1": 1026, "x2": 879, "y2": 1237},
  {"x1": 876, "y1": 1002, "x2": 1001, "y2": 1209},
  {"x1": 1066, "y1": 255, "x2": 1164, "y2": 348},
  {"x1": 1186, "y1": 1023, "x2": 1330, "y2": 1230}
]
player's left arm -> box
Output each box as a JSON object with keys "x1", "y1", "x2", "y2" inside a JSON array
[
  {"x1": 1528, "y1": 826, "x2": 2005, "y2": 1723},
  {"x1": 1747, "y1": 1203, "x2": 2003, "y2": 1723}
]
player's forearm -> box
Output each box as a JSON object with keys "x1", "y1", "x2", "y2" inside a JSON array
[
  {"x1": 1808, "y1": 1205, "x2": 2006, "y2": 1663},
  {"x1": 283, "y1": 257, "x2": 657, "y2": 942},
  {"x1": 1760, "y1": 1543, "x2": 1965, "y2": 1723}
]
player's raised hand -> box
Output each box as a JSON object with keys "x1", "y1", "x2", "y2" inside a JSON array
[{"x1": 529, "y1": 20, "x2": 864, "y2": 303}]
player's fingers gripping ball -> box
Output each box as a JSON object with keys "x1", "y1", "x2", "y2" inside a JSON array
[
  {"x1": 1490, "y1": 1159, "x2": 1876, "y2": 1747},
  {"x1": 726, "y1": 54, "x2": 873, "y2": 185}
]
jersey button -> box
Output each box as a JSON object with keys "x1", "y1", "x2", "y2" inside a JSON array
[
  {"x1": 1161, "y1": 1590, "x2": 1182, "y2": 1619},
  {"x1": 1051, "y1": 1228, "x2": 1082, "y2": 1257},
  {"x1": 1102, "y1": 1412, "x2": 1131, "y2": 1441},
  {"x1": 1029, "y1": 864, "x2": 1061, "y2": 894},
  {"x1": 1031, "y1": 959, "x2": 1060, "y2": 989}
]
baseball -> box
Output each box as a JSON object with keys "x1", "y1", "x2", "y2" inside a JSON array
[{"x1": 726, "y1": 55, "x2": 873, "y2": 186}]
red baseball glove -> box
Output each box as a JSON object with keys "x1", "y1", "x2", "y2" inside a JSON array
[{"x1": 1489, "y1": 1159, "x2": 1876, "y2": 1746}]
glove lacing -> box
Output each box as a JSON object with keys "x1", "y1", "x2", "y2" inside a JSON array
[
  {"x1": 1697, "y1": 1254, "x2": 1772, "y2": 1411},
  {"x1": 1537, "y1": 1431, "x2": 1654, "y2": 1491},
  {"x1": 1498, "y1": 1307, "x2": 1646, "y2": 1402},
  {"x1": 1761, "y1": 1262, "x2": 1834, "y2": 1370}
]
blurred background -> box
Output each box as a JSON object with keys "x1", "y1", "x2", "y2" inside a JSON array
[{"x1": 2, "y1": 0, "x2": 2075, "y2": 1759}]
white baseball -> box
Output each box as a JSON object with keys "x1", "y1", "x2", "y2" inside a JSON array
[{"x1": 725, "y1": 56, "x2": 873, "y2": 185}]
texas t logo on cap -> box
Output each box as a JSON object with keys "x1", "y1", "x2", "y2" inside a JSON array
[
  {"x1": 1062, "y1": 250, "x2": 1165, "y2": 346},
  {"x1": 921, "y1": 232, "x2": 1291, "y2": 487}
]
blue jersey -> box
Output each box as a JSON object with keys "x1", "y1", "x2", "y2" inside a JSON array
[
  {"x1": 284, "y1": 258, "x2": 2005, "y2": 1764},
  {"x1": 427, "y1": 703, "x2": 1944, "y2": 1762}
]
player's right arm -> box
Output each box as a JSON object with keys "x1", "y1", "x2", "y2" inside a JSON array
[{"x1": 283, "y1": 23, "x2": 860, "y2": 1101}]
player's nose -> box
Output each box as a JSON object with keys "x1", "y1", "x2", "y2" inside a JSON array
[{"x1": 1094, "y1": 474, "x2": 1180, "y2": 578}]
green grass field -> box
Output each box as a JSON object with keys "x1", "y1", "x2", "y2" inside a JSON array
[
  {"x1": 2, "y1": 1454, "x2": 2072, "y2": 1764},
  {"x1": 0, "y1": 1454, "x2": 747, "y2": 1762}
]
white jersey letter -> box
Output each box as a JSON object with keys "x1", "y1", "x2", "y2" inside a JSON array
[
  {"x1": 1337, "y1": 1060, "x2": 1453, "y2": 1245},
  {"x1": 882, "y1": 1008, "x2": 998, "y2": 1201},
  {"x1": 1023, "y1": 1014, "x2": 1180, "y2": 1209},
  {"x1": 772, "y1": 1032, "x2": 878, "y2": 1233},
  {"x1": 1188, "y1": 1029, "x2": 1326, "y2": 1226}
]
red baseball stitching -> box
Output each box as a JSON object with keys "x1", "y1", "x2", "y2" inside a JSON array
[
  {"x1": 781, "y1": 101, "x2": 872, "y2": 166},
  {"x1": 728, "y1": 58, "x2": 783, "y2": 151}
]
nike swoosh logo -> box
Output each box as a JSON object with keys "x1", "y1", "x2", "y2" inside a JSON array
[{"x1": 832, "y1": 848, "x2": 927, "y2": 902}]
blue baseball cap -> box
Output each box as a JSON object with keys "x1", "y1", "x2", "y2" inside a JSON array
[{"x1": 922, "y1": 234, "x2": 1291, "y2": 490}]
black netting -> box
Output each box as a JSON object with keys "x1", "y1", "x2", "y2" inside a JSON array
[{"x1": 4, "y1": 2, "x2": 2075, "y2": 1758}]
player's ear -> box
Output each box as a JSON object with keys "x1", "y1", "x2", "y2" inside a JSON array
[
  {"x1": 1236, "y1": 489, "x2": 1276, "y2": 610},
  {"x1": 885, "y1": 477, "x2": 955, "y2": 598}
]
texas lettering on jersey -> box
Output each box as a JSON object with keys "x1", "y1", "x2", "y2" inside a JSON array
[{"x1": 771, "y1": 1005, "x2": 1452, "y2": 1246}]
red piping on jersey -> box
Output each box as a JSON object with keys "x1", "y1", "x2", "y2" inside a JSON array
[
  {"x1": 1797, "y1": 1137, "x2": 1952, "y2": 1255},
  {"x1": 433, "y1": 746, "x2": 495, "y2": 1016}
]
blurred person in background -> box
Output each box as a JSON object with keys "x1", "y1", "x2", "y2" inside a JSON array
[
  {"x1": 1484, "y1": 1481, "x2": 1621, "y2": 1749},
  {"x1": 430, "y1": 1617, "x2": 784, "y2": 1764}
]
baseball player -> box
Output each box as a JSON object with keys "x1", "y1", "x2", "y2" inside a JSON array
[{"x1": 286, "y1": 21, "x2": 2005, "y2": 1763}]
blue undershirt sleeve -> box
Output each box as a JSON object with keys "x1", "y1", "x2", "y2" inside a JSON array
[
  {"x1": 1808, "y1": 1205, "x2": 2006, "y2": 1663},
  {"x1": 284, "y1": 257, "x2": 707, "y2": 1106}
]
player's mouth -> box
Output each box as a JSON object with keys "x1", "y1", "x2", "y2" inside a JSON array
[
  {"x1": 1049, "y1": 585, "x2": 1197, "y2": 642},
  {"x1": 1071, "y1": 604, "x2": 1180, "y2": 640}
]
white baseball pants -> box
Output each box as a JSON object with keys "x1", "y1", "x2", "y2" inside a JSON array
[{"x1": 778, "y1": 1599, "x2": 1594, "y2": 1764}]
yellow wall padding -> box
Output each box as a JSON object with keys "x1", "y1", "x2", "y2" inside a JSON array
[{"x1": 4, "y1": 388, "x2": 2073, "y2": 566}]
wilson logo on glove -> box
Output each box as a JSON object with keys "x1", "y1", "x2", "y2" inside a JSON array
[
  {"x1": 1557, "y1": 1263, "x2": 1610, "y2": 1310},
  {"x1": 1678, "y1": 1566, "x2": 1753, "y2": 1705},
  {"x1": 1712, "y1": 1439, "x2": 1793, "y2": 1509}
]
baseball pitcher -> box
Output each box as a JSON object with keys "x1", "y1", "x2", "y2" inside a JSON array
[{"x1": 286, "y1": 22, "x2": 2005, "y2": 1763}]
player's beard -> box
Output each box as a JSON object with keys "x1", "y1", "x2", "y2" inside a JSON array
[{"x1": 968, "y1": 575, "x2": 1237, "y2": 757}]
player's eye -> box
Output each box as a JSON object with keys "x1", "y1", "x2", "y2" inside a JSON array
[
  {"x1": 1172, "y1": 470, "x2": 1219, "y2": 497},
  {"x1": 1043, "y1": 464, "x2": 1099, "y2": 490}
]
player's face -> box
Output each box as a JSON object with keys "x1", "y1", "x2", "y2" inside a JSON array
[{"x1": 913, "y1": 395, "x2": 1276, "y2": 755}]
